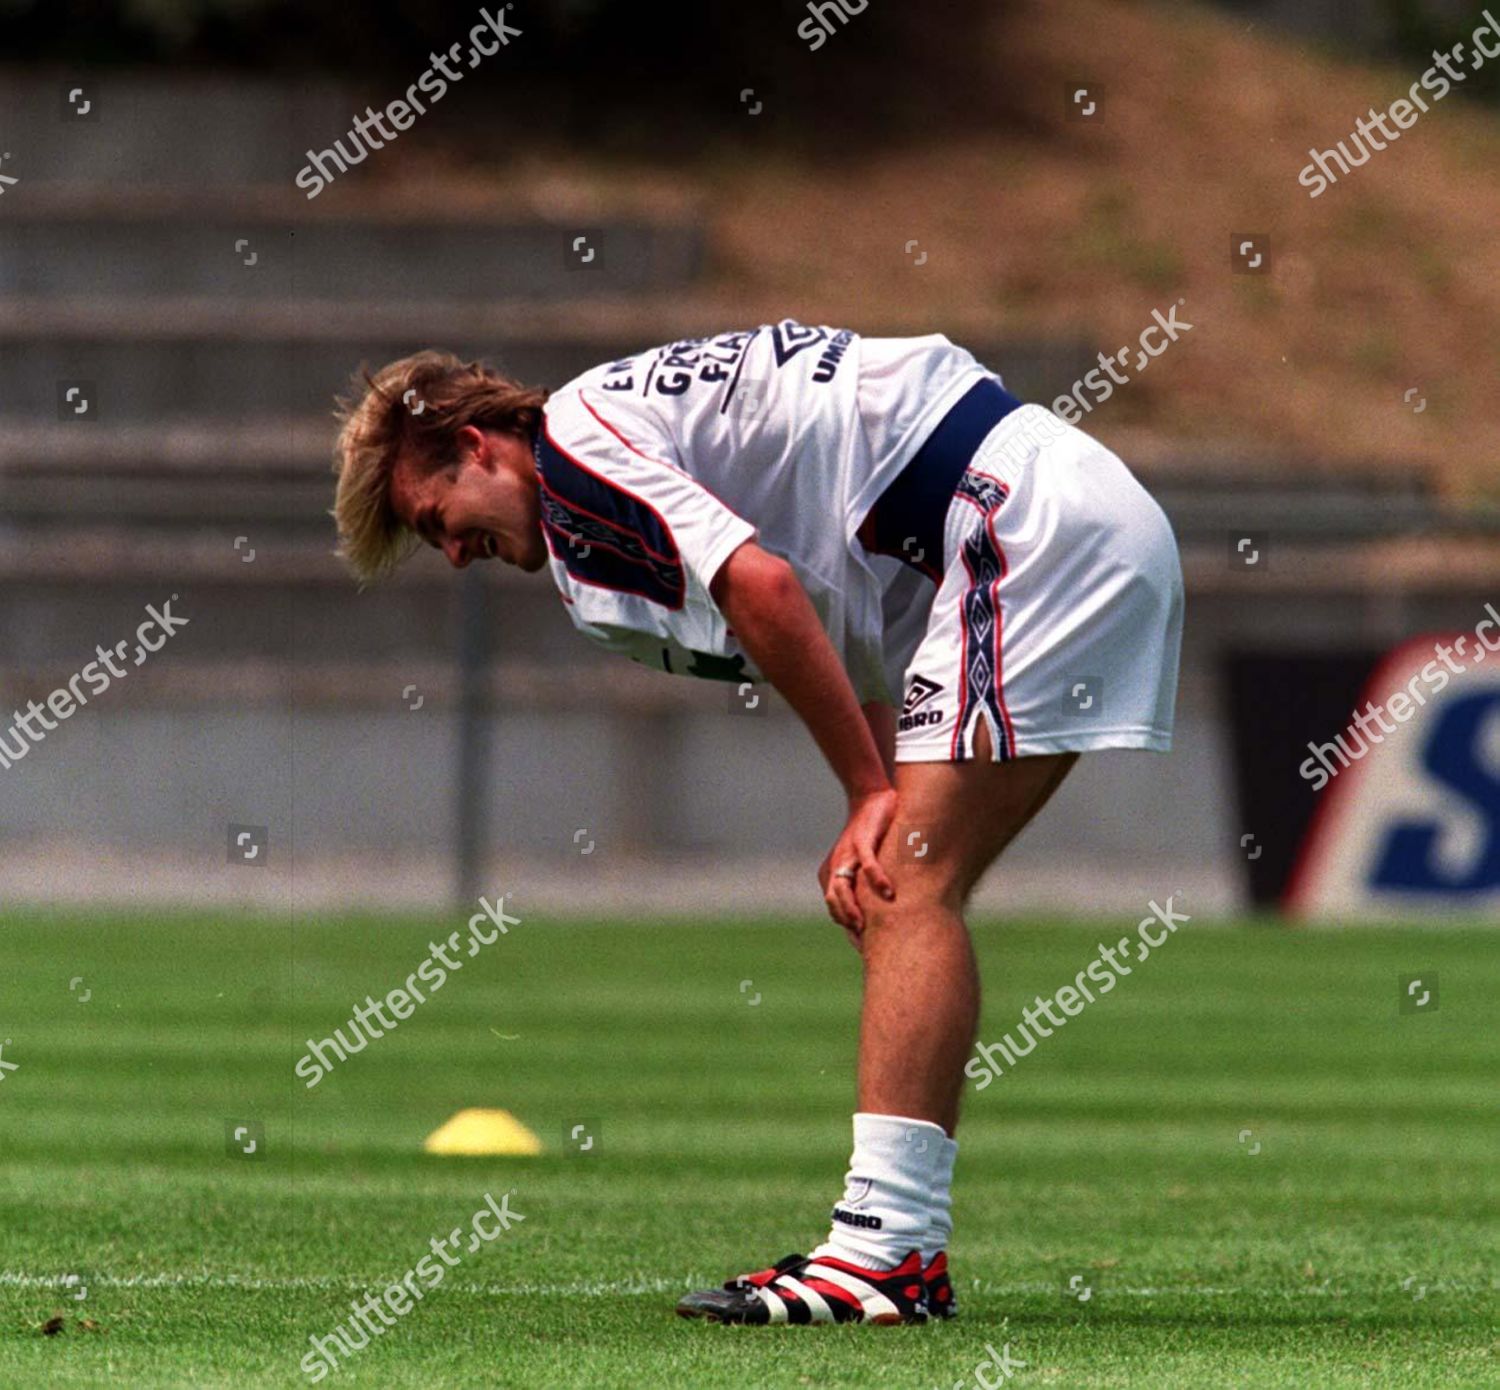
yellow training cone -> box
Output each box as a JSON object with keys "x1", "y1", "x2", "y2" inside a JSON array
[{"x1": 423, "y1": 1108, "x2": 543, "y2": 1156}]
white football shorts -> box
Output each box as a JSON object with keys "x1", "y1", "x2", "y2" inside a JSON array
[{"x1": 894, "y1": 405, "x2": 1184, "y2": 763}]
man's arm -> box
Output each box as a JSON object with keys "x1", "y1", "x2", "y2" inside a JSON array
[
  {"x1": 712, "y1": 542, "x2": 887, "y2": 800},
  {"x1": 710, "y1": 540, "x2": 896, "y2": 934},
  {"x1": 862, "y1": 702, "x2": 897, "y2": 782}
]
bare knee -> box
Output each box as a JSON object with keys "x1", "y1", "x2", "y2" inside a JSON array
[{"x1": 859, "y1": 851, "x2": 968, "y2": 928}]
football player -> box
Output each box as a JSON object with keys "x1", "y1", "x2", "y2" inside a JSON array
[{"x1": 332, "y1": 322, "x2": 1183, "y2": 1324}]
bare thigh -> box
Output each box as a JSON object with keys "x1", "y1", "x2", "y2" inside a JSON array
[{"x1": 869, "y1": 723, "x2": 1078, "y2": 910}]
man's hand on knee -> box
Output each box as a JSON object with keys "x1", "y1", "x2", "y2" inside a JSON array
[{"x1": 819, "y1": 788, "x2": 898, "y2": 947}]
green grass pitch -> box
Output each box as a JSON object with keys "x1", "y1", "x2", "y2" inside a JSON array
[{"x1": 0, "y1": 907, "x2": 1495, "y2": 1387}]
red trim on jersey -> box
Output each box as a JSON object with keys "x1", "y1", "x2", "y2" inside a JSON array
[
  {"x1": 541, "y1": 525, "x2": 685, "y2": 608},
  {"x1": 577, "y1": 393, "x2": 755, "y2": 529},
  {"x1": 538, "y1": 417, "x2": 687, "y2": 610},
  {"x1": 538, "y1": 424, "x2": 680, "y2": 565},
  {"x1": 538, "y1": 513, "x2": 673, "y2": 571}
]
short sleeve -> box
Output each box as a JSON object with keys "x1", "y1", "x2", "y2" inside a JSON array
[{"x1": 537, "y1": 390, "x2": 756, "y2": 610}]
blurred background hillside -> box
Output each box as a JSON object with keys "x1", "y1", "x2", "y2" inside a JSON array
[{"x1": 1, "y1": 0, "x2": 1496, "y2": 917}]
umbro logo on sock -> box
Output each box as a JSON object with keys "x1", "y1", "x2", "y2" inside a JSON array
[
  {"x1": 902, "y1": 676, "x2": 943, "y2": 717},
  {"x1": 831, "y1": 1206, "x2": 884, "y2": 1230}
]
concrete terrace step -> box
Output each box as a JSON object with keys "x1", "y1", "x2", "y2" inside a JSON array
[
  {"x1": 0, "y1": 411, "x2": 1462, "y2": 486},
  {"x1": 0, "y1": 210, "x2": 705, "y2": 300},
  {"x1": 0, "y1": 333, "x2": 649, "y2": 422},
  {"x1": 0, "y1": 420, "x2": 327, "y2": 470},
  {"x1": 0, "y1": 310, "x2": 1099, "y2": 421},
  {"x1": 0, "y1": 542, "x2": 562, "y2": 667},
  {"x1": 3, "y1": 412, "x2": 1491, "y2": 546},
  {"x1": 2, "y1": 76, "x2": 680, "y2": 204},
  {"x1": 0, "y1": 75, "x2": 364, "y2": 188},
  {"x1": 0, "y1": 296, "x2": 745, "y2": 343},
  {"x1": 0, "y1": 656, "x2": 718, "y2": 714},
  {"x1": 3, "y1": 527, "x2": 1497, "y2": 596}
]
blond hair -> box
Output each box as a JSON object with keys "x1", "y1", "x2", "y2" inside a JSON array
[{"x1": 330, "y1": 350, "x2": 549, "y2": 581}]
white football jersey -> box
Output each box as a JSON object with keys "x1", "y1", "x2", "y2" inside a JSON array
[{"x1": 536, "y1": 321, "x2": 994, "y2": 701}]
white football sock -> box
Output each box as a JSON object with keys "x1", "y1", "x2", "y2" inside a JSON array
[
  {"x1": 925, "y1": 1130, "x2": 959, "y2": 1260},
  {"x1": 811, "y1": 1112, "x2": 956, "y2": 1270}
]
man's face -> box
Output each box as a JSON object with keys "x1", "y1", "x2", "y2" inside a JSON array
[{"x1": 390, "y1": 425, "x2": 549, "y2": 572}]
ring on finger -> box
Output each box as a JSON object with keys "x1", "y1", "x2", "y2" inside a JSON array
[{"x1": 833, "y1": 865, "x2": 858, "y2": 881}]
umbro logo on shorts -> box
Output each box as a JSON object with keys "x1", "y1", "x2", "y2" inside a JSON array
[
  {"x1": 900, "y1": 676, "x2": 946, "y2": 732},
  {"x1": 902, "y1": 676, "x2": 944, "y2": 716}
]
